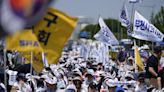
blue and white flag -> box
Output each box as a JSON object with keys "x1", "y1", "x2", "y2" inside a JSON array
[
  {"x1": 132, "y1": 11, "x2": 164, "y2": 42},
  {"x1": 119, "y1": 3, "x2": 130, "y2": 27},
  {"x1": 94, "y1": 17, "x2": 119, "y2": 45},
  {"x1": 119, "y1": 3, "x2": 132, "y2": 36}
]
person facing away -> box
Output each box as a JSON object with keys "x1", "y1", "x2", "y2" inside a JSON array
[{"x1": 145, "y1": 46, "x2": 162, "y2": 87}]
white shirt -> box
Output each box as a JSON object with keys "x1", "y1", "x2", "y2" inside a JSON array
[{"x1": 6, "y1": 70, "x2": 18, "y2": 86}]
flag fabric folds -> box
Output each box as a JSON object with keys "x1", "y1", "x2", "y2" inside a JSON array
[
  {"x1": 23, "y1": 52, "x2": 44, "y2": 73},
  {"x1": 132, "y1": 11, "x2": 164, "y2": 42},
  {"x1": 33, "y1": 7, "x2": 78, "y2": 64},
  {"x1": 94, "y1": 17, "x2": 119, "y2": 45},
  {"x1": 6, "y1": 30, "x2": 43, "y2": 52},
  {"x1": 119, "y1": 3, "x2": 130, "y2": 27},
  {"x1": 134, "y1": 41, "x2": 144, "y2": 71},
  {"x1": 6, "y1": 8, "x2": 78, "y2": 72},
  {"x1": 6, "y1": 30, "x2": 45, "y2": 72},
  {"x1": 119, "y1": 3, "x2": 132, "y2": 36}
]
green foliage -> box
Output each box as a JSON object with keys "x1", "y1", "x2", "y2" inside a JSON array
[
  {"x1": 151, "y1": 6, "x2": 164, "y2": 33},
  {"x1": 80, "y1": 18, "x2": 128, "y2": 40}
]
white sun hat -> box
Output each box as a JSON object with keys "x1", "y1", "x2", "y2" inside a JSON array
[{"x1": 45, "y1": 77, "x2": 57, "y2": 85}]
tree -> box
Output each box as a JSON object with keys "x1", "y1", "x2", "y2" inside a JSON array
[
  {"x1": 80, "y1": 18, "x2": 128, "y2": 40},
  {"x1": 151, "y1": 6, "x2": 164, "y2": 33}
]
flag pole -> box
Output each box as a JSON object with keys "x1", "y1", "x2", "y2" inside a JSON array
[
  {"x1": 91, "y1": 15, "x2": 100, "y2": 40},
  {"x1": 152, "y1": 41, "x2": 154, "y2": 52},
  {"x1": 30, "y1": 52, "x2": 33, "y2": 82},
  {"x1": 3, "y1": 48, "x2": 7, "y2": 90},
  {"x1": 134, "y1": 39, "x2": 138, "y2": 73}
]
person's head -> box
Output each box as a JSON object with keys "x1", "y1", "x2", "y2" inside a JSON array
[
  {"x1": 138, "y1": 73, "x2": 145, "y2": 83},
  {"x1": 86, "y1": 69, "x2": 94, "y2": 81},
  {"x1": 73, "y1": 69, "x2": 82, "y2": 78},
  {"x1": 17, "y1": 73, "x2": 27, "y2": 83},
  {"x1": 73, "y1": 77, "x2": 83, "y2": 90},
  {"x1": 68, "y1": 77, "x2": 73, "y2": 84},
  {"x1": 117, "y1": 51, "x2": 127, "y2": 63},
  {"x1": 88, "y1": 82, "x2": 97, "y2": 92},
  {"x1": 44, "y1": 77, "x2": 57, "y2": 90},
  {"x1": 86, "y1": 61, "x2": 92, "y2": 68},
  {"x1": 125, "y1": 72, "x2": 134, "y2": 81},
  {"x1": 127, "y1": 57, "x2": 134, "y2": 65},
  {"x1": 97, "y1": 62, "x2": 103, "y2": 70},
  {"x1": 154, "y1": 46, "x2": 162, "y2": 58}
]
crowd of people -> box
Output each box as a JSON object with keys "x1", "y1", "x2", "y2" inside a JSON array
[{"x1": 0, "y1": 39, "x2": 164, "y2": 92}]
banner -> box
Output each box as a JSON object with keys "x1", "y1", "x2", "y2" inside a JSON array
[
  {"x1": 119, "y1": 3, "x2": 130, "y2": 27},
  {"x1": 94, "y1": 17, "x2": 119, "y2": 45},
  {"x1": 132, "y1": 11, "x2": 164, "y2": 42},
  {"x1": 33, "y1": 8, "x2": 78, "y2": 64},
  {"x1": 6, "y1": 30, "x2": 43, "y2": 52}
]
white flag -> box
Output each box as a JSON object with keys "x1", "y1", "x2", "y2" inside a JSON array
[
  {"x1": 94, "y1": 17, "x2": 119, "y2": 45},
  {"x1": 132, "y1": 11, "x2": 164, "y2": 42},
  {"x1": 119, "y1": 3, "x2": 130, "y2": 27}
]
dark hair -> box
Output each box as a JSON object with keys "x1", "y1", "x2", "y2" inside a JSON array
[
  {"x1": 88, "y1": 82, "x2": 97, "y2": 89},
  {"x1": 154, "y1": 46, "x2": 162, "y2": 54},
  {"x1": 36, "y1": 79, "x2": 45, "y2": 88},
  {"x1": 117, "y1": 51, "x2": 127, "y2": 62},
  {"x1": 16, "y1": 73, "x2": 27, "y2": 82}
]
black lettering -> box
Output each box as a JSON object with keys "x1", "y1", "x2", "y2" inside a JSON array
[
  {"x1": 38, "y1": 30, "x2": 51, "y2": 46},
  {"x1": 44, "y1": 12, "x2": 58, "y2": 27}
]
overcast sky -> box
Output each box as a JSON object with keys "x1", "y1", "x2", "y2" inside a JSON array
[{"x1": 51, "y1": 0, "x2": 164, "y2": 22}]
